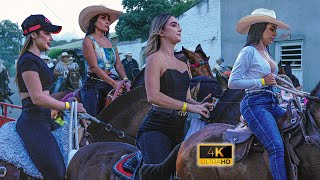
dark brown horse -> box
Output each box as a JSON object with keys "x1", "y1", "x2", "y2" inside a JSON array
[{"x1": 176, "y1": 82, "x2": 320, "y2": 179}]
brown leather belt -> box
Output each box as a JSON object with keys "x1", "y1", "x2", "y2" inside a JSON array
[{"x1": 151, "y1": 106, "x2": 188, "y2": 117}]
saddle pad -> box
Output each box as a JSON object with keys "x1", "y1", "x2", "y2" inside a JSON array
[
  {"x1": 113, "y1": 153, "x2": 135, "y2": 180},
  {"x1": 0, "y1": 112, "x2": 72, "y2": 179},
  {"x1": 123, "y1": 151, "x2": 142, "y2": 173}
]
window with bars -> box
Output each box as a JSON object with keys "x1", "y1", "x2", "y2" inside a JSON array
[{"x1": 278, "y1": 43, "x2": 302, "y2": 69}]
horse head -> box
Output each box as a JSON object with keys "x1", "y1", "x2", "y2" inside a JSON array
[
  {"x1": 182, "y1": 44, "x2": 214, "y2": 79},
  {"x1": 67, "y1": 69, "x2": 82, "y2": 91}
]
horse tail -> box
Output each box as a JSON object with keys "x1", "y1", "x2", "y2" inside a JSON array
[{"x1": 139, "y1": 143, "x2": 181, "y2": 180}]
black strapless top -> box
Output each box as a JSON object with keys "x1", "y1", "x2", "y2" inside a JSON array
[{"x1": 160, "y1": 69, "x2": 190, "y2": 102}]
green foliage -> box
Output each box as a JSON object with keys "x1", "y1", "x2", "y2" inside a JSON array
[
  {"x1": 170, "y1": 0, "x2": 200, "y2": 17},
  {"x1": 0, "y1": 20, "x2": 23, "y2": 75},
  {"x1": 50, "y1": 40, "x2": 68, "y2": 47},
  {"x1": 48, "y1": 49, "x2": 63, "y2": 59},
  {"x1": 116, "y1": 0, "x2": 200, "y2": 41},
  {"x1": 116, "y1": 0, "x2": 171, "y2": 41}
]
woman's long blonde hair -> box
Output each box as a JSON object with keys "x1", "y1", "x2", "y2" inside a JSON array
[
  {"x1": 15, "y1": 33, "x2": 35, "y2": 87},
  {"x1": 144, "y1": 13, "x2": 173, "y2": 57}
]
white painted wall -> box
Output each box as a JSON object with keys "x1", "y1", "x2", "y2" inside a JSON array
[{"x1": 176, "y1": 0, "x2": 221, "y2": 68}]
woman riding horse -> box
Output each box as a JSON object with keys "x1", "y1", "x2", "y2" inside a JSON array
[
  {"x1": 136, "y1": 13, "x2": 214, "y2": 179},
  {"x1": 79, "y1": 5, "x2": 131, "y2": 117},
  {"x1": 229, "y1": 8, "x2": 290, "y2": 180},
  {"x1": 15, "y1": 14, "x2": 86, "y2": 180}
]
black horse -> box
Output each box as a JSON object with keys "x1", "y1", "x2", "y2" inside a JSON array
[{"x1": 0, "y1": 69, "x2": 14, "y2": 115}]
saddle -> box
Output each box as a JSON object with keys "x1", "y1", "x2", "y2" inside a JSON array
[
  {"x1": 223, "y1": 99, "x2": 303, "y2": 162},
  {"x1": 113, "y1": 151, "x2": 142, "y2": 180}
]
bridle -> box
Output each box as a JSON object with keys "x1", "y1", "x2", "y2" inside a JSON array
[{"x1": 189, "y1": 58, "x2": 209, "y2": 68}]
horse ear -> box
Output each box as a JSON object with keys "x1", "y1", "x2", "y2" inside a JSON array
[
  {"x1": 190, "y1": 81, "x2": 201, "y2": 100},
  {"x1": 182, "y1": 47, "x2": 192, "y2": 60},
  {"x1": 195, "y1": 44, "x2": 202, "y2": 51}
]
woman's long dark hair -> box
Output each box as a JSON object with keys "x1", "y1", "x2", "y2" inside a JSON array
[
  {"x1": 86, "y1": 15, "x2": 110, "y2": 37},
  {"x1": 244, "y1": 22, "x2": 268, "y2": 47}
]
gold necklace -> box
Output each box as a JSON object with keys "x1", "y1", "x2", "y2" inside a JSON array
[{"x1": 258, "y1": 50, "x2": 268, "y2": 59}]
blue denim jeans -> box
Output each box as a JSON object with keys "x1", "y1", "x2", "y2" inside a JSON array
[
  {"x1": 137, "y1": 131, "x2": 173, "y2": 164},
  {"x1": 137, "y1": 108, "x2": 187, "y2": 164},
  {"x1": 80, "y1": 81, "x2": 113, "y2": 117},
  {"x1": 53, "y1": 77, "x2": 65, "y2": 93},
  {"x1": 240, "y1": 91, "x2": 287, "y2": 180}
]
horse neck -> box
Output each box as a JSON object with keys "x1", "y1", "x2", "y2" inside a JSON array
[{"x1": 211, "y1": 89, "x2": 245, "y2": 125}]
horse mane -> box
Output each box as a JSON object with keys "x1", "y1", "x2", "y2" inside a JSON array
[
  {"x1": 210, "y1": 88, "x2": 245, "y2": 125},
  {"x1": 131, "y1": 67, "x2": 145, "y2": 90}
]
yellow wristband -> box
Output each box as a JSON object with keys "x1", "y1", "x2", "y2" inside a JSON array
[
  {"x1": 65, "y1": 102, "x2": 70, "y2": 110},
  {"x1": 260, "y1": 78, "x2": 266, "y2": 86},
  {"x1": 181, "y1": 102, "x2": 188, "y2": 112}
]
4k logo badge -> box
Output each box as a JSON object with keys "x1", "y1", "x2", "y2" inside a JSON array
[{"x1": 197, "y1": 143, "x2": 234, "y2": 167}]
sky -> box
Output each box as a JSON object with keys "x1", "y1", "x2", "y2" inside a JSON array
[{"x1": 0, "y1": 0, "x2": 124, "y2": 41}]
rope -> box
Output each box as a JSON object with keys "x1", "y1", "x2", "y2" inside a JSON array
[
  {"x1": 68, "y1": 102, "x2": 74, "y2": 154},
  {"x1": 74, "y1": 101, "x2": 79, "y2": 150}
]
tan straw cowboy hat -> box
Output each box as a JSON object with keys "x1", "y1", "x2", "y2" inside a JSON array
[
  {"x1": 79, "y1": 5, "x2": 122, "y2": 33},
  {"x1": 236, "y1": 8, "x2": 290, "y2": 34}
]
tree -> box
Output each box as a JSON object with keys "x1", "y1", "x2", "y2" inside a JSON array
[
  {"x1": 116, "y1": 0, "x2": 200, "y2": 41},
  {"x1": 116, "y1": 0, "x2": 171, "y2": 41},
  {"x1": 0, "y1": 20, "x2": 23, "y2": 75},
  {"x1": 48, "y1": 48, "x2": 63, "y2": 59},
  {"x1": 0, "y1": 20, "x2": 23, "y2": 59}
]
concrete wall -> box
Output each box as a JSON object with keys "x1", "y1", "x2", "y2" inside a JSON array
[
  {"x1": 117, "y1": 39, "x2": 145, "y2": 69},
  {"x1": 176, "y1": 0, "x2": 221, "y2": 68}
]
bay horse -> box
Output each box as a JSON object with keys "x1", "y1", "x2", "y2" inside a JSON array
[{"x1": 176, "y1": 82, "x2": 320, "y2": 179}]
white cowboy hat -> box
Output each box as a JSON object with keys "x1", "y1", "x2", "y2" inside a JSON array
[
  {"x1": 61, "y1": 52, "x2": 70, "y2": 57},
  {"x1": 236, "y1": 8, "x2": 290, "y2": 34},
  {"x1": 79, "y1": 5, "x2": 122, "y2": 33}
]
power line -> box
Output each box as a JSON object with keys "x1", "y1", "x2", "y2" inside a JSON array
[
  {"x1": 40, "y1": 0, "x2": 64, "y2": 23},
  {"x1": 39, "y1": 0, "x2": 83, "y2": 39}
]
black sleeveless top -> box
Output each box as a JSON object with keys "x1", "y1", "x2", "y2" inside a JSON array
[
  {"x1": 17, "y1": 51, "x2": 54, "y2": 93},
  {"x1": 137, "y1": 69, "x2": 190, "y2": 143},
  {"x1": 160, "y1": 69, "x2": 190, "y2": 101}
]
